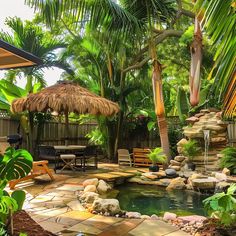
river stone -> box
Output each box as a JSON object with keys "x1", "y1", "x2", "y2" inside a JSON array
[
  {"x1": 163, "y1": 212, "x2": 177, "y2": 221},
  {"x1": 126, "y1": 211, "x2": 141, "y2": 218},
  {"x1": 174, "y1": 156, "x2": 185, "y2": 162},
  {"x1": 84, "y1": 185, "x2": 97, "y2": 193},
  {"x1": 83, "y1": 178, "x2": 99, "y2": 187},
  {"x1": 92, "y1": 198, "x2": 121, "y2": 215},
  {"x1": 97, "y1": 180, "x2": 111, "y2": 194},
  {"x1": 165, "y1": 168, "x2": 177, "y2": 177},
  {"x1": 79, "y1": 192, "x2": 99, "y2": 203},
  {"x1": 178, "y1": 215, "x2": 206, "y2": 223},
  {"x1": 166, "y1": 177, "x2": 186, "y2": 190}
]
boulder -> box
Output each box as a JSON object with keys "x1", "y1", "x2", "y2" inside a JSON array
[
  {"x1": 141, "y1": 215, "x2": 151, "y2": 219},
  {"x1": 215, "y1": 181, "x2": 230, "y2": 192},
  {"x1": 215, "y1": 172, "x2": 227, "y2": 181},
  {"x1": 174, "y1": 156, "x2": 185, "y2": 162},
  {"x1": 192, "y1": 177, "x2": 217, "y2": 191},
  {"x1": 170, "y1": 160, "x2": 181, "y2": 166},
  {"x1": 83, "y1": 178, "x2": 99, "y2": 187},
  {"x1": 126, "y1": 212, "x2": 141, "y2": 218},
  {"x1": 150, "y1": 214, "x2": 159, "y2": 220},
  {"x1": 163, "y1": 212, "x2": 177, "y2": 221},
  {"x1": 222, "y1": 168, "x2": 230, "y2": 176},
  {"x1": 79, "y1": 192, "x2": 99, "y2": 203},
  {"x1": 152, "y1": 171, "x2": 166, "y2": 178},
  {"x1": 97, "y1": 180, "x2": 111, "y2": 194},
  {"x1": 84, "y1": 185, "x2": 97, "y2": 193},
  {"x1": 142, "y1": 172, "x2": 158, "y2": 180},
  {"x1": 92, "y1": 198, "x2": 121, "y2": 215},
  {"x1": 165, "y1": 169, "x2": 177, "y2": 177},
  {"x1": 166, "y1": 177, "x2": 186, "y2": 190}
]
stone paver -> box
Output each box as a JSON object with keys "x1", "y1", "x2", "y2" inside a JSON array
[
  {"x1": 67, "y1": 222, "x2": 102, "y2": 235},
  {"x1": 97, "y1": 219, "x2": 144, "y2": 236},
  {"x1": 21, "y1": 165, "x2": 190, "y2": 236},
  {"x1": 56, "y1": 184, "x2": 84, "y2": 191},
  {"x1": 128, "y1": 220, "x2": 181, "y2": 236}
]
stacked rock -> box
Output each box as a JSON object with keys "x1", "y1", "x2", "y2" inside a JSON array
[
  {"x1": 182, "y1": 109, "x2": 228, "y2": 171},
  {"x1": 168, "y1": 155, "x2": 186, "y2": 171}
]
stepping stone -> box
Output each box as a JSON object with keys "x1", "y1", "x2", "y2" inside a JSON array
[
  {"x1": 83, "y1": 215, "x2": 123, "y2": 230},
  {"x1": 67, "y1": 222, "x2": 102, "y2": 235},
  {"x1": 38, "y1": 221, "x2": 67, "y2": 234},
  {"x1": 128, "y1": 220, "x2": 181, "y2": 236},
  {"x1": 67, "y1": 200, "x2": 86, "y2": 211},
  {"x1": 56, "y1": 184, "x2": 84, "y2": 191},
  {"x1": 97, "y1": 219, "x2": 143, "y2": 236}
]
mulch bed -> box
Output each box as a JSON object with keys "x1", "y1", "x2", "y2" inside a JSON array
[
  {"x1": 195, "y1": 219, "x2": 236, "y2": 236},
  {"x1": 8, "y1": 210, "x2": 56, "y2": 236}
]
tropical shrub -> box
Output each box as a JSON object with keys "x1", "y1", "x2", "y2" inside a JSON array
[
  {"x1": 220, "y1": 147, "x2": 236, "y2": 175},
  {"x1": 203, "y1": 184, "x2": 236, "y2": 226},
  {"x1": 147, "y1": 148, "x2": 167, "y2": 165},
  {"x1": 0, "y1": 147, "x2": 33, "y2": 234},
  {"x1": 182, "y1": 139, "x2": 201, "y2": 161}
]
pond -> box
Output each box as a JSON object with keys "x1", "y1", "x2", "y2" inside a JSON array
[{"x1": 116, "y1": 184, "x2": 210, "y2": 216}]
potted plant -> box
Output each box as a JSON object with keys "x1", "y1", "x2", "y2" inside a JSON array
[
  {"x1": 182, "y1": 139, "x2": 200, "y2": 171},
  {"x1": 147, "y1": 147, "x2": 167, "y2": 172}
]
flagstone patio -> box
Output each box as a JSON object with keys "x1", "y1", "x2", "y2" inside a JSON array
[{"x1": 12, "y1": 163, "x2": 190, "y2": 236}]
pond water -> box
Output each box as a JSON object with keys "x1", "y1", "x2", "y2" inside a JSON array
[{"x1": 116, "y1": 184, "x2": 210, "y2": 216}]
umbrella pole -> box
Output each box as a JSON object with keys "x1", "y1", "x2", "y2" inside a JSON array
[{"x1": 65, "y1": 110, "x2": 69, "y2": 145}]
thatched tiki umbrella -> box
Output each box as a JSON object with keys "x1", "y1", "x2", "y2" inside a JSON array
[{"x1": 11, "y1": 81, "x2": 120, "y2": 144}]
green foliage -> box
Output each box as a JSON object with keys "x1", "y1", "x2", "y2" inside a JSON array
[
  {"x1": 86, "y1": 128, "x2": 105, "y2": 146},
  {"x1": 147, "y1": 148, "x2": 167, "y2": 165},
  {"x1": 220, "y1": 147, "x2": 236, "y2": 175},
  {"x1": 176, "y1": 86, "x2": 190, "y2": 123},
  {"x1": 203, "y1": 184, "x2": 236, "y2": 226},
  {"x1": 0, "y1": 147, "x2": 33, "y2": 234},
  {"x1": 11, "y1": 190, "x2": 26, "y2": 211},
  {"x1": 182, "y1": 140, "x2": 200, "y2": 161},
  {"x1": 0, "y1": 148, "x2": 33, "y2": 181}
]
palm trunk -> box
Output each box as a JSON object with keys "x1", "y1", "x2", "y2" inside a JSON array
[
  {"x1": 152, "y1": 60, "x2": 171, "y2": 162},
  {"x1": 189, "y1": 17, "x2": 202, "y2": 107}
]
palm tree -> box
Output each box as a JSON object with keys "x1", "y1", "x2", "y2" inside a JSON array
[
  {"x1": 25, "y1": 0, "x2": 177, "y2": 160},
  {"x1": 196, "y1": 0, "x2": 236, "y2": 118},
  {"x1": 0, "y1": 17, "x2": 73, "y2": 92}
]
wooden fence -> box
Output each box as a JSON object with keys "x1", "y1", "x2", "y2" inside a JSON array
[
  {"x1": 0, "y1": 116, "x2": 182, "y2": 150},
  {"x1": 227, "y1": 122, "x2": 236, "y2": 147}
]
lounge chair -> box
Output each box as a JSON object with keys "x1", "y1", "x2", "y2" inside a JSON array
[{"x1": 117, "y1": 149, "x2": 133, "y2": 166}]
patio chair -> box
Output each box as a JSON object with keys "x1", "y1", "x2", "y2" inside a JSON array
[
  {"x1": 38, "y1": 145, "x2": 58, "y2": 171},
  {"x1": 82, "y1": 145, "x2": 98, "y2": 171},
  {"x1": 60, "y1": 154, "x2": 77, "y2": 172},
  {"x1": 9, "y1": 160, "x2": 55, "y2": 189},
  {"x1": 117, "y1": 149, "x2": 133, "y2": 166}
]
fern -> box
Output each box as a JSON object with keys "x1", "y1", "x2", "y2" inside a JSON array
[
  {"x1": 147, "y1": 148, "x2": 167, "y2": 164},
  {"x1": 220, "y1": 147, "x2": 236, "y2": 174}
]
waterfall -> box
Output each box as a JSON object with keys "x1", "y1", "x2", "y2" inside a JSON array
[{"x1": 203, "y1": 130, "x2": 210, "y2": 172}]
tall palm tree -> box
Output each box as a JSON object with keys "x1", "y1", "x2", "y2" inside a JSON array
[
  {"x1": 0, "y1": 17, "x2": 73, "y2": 92},
  {"x1": 196, "y1": 0, "x2": 236, "y2": 118},
  {"x1": 25, "y1": 0, "x2": 176, "y2": 160}
]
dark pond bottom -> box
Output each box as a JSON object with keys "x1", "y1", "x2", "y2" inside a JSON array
[{"x1": 116, "y1": 183, "x2": 211, "y2": 216}]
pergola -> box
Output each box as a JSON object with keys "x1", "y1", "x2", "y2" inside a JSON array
[{"x1": 0, "y1": 39, "x2": 42, "y2": 69}]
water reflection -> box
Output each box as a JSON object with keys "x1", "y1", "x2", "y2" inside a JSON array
[{"x1": 116, "y1": 184, "x2": 210, "y2": 216}]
